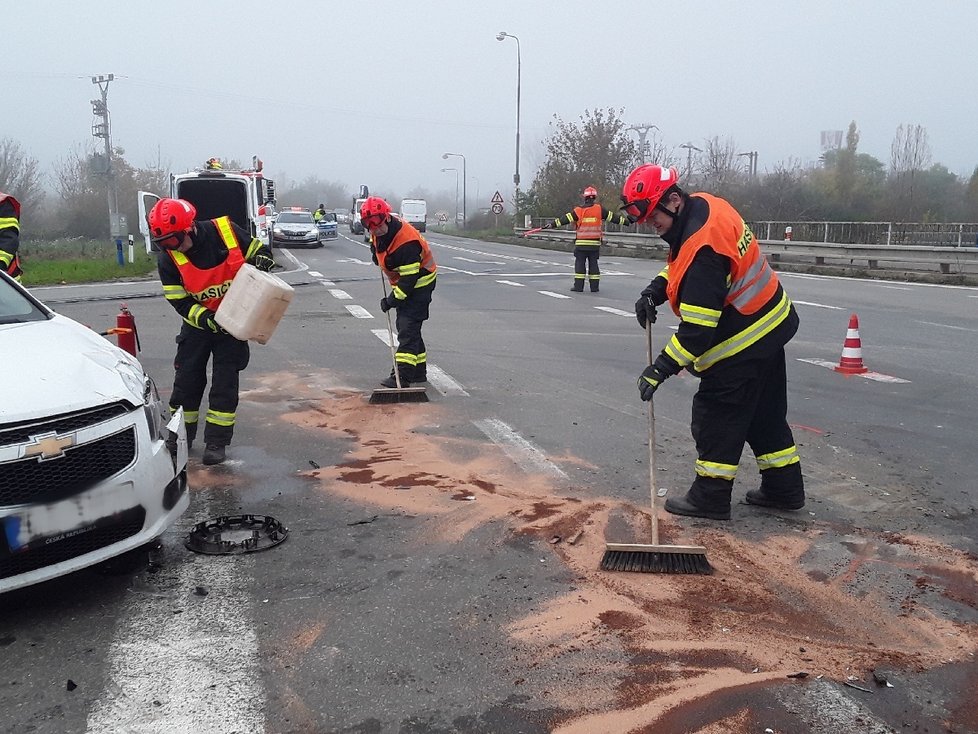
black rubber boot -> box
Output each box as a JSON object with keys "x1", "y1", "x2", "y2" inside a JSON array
[
  {"x1": 589, "y1": 282, "x2": 599, "y2": 292},
  {"x1": 202, "y1": 444, "x2": 226, "y2": 465},
  {"x1": 746, "y1": 464, "x2": 805, "y2": 510},
  {"x1": 412, "y1": 366, "x2": 427, "y2": 383},
  {"x1": 664, "y1": 494, "x2": 731, "y2": 521},
  {"x1": 570, "y1": 284, "x2": 584, "y2": 292},
  {"x1": 744, "y1": 489, "x2": 804, "y2": 510},
  {"x1": 380, "y1": 368, "x2": 411, "y2": 388}
]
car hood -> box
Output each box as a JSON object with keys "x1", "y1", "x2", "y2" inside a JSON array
[{"x1": 0, "y1": 314, "x2": 146, "y2": 423}]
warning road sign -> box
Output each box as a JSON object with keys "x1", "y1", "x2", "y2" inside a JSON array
[{"x1": 490, "y1": 190, "x2": 504, "y2": 204}]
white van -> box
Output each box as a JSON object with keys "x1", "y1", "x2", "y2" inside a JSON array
[
  {"x1": 138, "y1": 156, "x2": 277, "y2": 252},
  {"x1": 400, "y1": 199, "x2": 427, "y2": 232}
]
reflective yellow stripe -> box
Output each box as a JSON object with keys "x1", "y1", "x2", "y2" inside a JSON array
[
  {"x1": 695, "y1": 293, "x2": 791, "y2": 371},
  {"x1": 206, "y1": 409, "x2": 235, "y2": 427},
  {"x1": 170, "y1": 250, "x2": 189, "y2": 265},
  {"x1": 172, "y1": 406, "x2": 199, "y2": 424},
  {"x1": 0, "y1": 217, "x2": 19, "y2": 230},
  {"x1": 729, "y1": 258, "x2": 775, "y2": 310},
  {"x1": 756, "y1": 446, "x2": 800, "y2": 469},
  {"x1": 397, "y1": 262, "x2": 421, "y2": 275},
  {"x1": 658, "y1": 263, "x2": 670, "y2": 280},
  {"x1": 574, "y1": 239, "x2": 601, "y2": 246},
  {"x1": 416, "y1": 351, "x2": 426, "y2": 362},
  {"x1": 163, "y1": 284, "x2": 188, "y2": 300},
  {"x1": 187, "y1": 304, "x2": 208, "y2": 329},
  {"x1": 679, "y1": 303, "x2": 721, "y2": 328},
  {"x1": 417, "y1": 272, "x2": 436, "y2": 287},
  {"x1": 664, "y1": 334, "x2": 695, "y2": 367},
  {"x1": 394, "y1": 352, "x2": 417, "y2": 365},
  {"x1": 0, "y1": 250, "x2": 11, "y2": 267},
  {"x1": 392, "y1": 285, "x2": 406, "y2": 299},
  {"x1": 214, "y1": 217, "x2": 239, "y2": 250},
  {"x1": 244, "y1": 237, "x2": 263, "y2": 259},
  {"x1": 695, "y1": 460, "x2": 738, "y2": 480}
]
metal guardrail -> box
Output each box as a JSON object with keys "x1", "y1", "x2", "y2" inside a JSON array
[{"x1": 515, "y1": 229, "x2": 978, "y2": 276}]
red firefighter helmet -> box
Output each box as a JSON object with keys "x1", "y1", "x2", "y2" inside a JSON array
[
  {"x1": 148, "y1": 198, "x2": 197, "y2": 249},
  {"x1": 360, "y1": 196, "x2": 392, "y2": 230},
  {"x1": 582, "y1": 186, "x2": 598, "y2": 199},
  {"x1": 620, "y1": 165, "x2": 680, "y2": 223}
]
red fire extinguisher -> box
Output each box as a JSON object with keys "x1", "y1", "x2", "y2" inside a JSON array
[{"x1": 115, "y1": 303, "x2": 140, "y2": 357}]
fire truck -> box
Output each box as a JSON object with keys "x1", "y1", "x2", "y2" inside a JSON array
[{"x1": 138, "y1": 155, "x2": 278, "y2": 252}]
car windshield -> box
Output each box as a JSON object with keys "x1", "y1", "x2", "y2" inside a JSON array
[
  {"x1": 321, "y1": 213, "x2": 336, "y2": 223},
  {"x1": 0, "y1": 275, "x2": 48, "y2": 324},
  {"x1": 278, "y1": 212, "x2": 314, "y2": 224}
]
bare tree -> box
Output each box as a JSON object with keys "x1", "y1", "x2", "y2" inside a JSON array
[
  {"x1": 0, "y1": 138, "x2": 44, "y2": 215},
  {"x1": 698, "y1": 136, "x2": 738, "y2": 196},
  {"x1": 889, "y1": 124, "x2": 932, "y2": 219}
]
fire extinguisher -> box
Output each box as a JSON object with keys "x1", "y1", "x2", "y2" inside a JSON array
[{"x1": 115, "y1": 303, "x2": 140, "y2": 357}]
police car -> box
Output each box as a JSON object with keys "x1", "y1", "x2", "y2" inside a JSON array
[
  {"x1": 0, "y1": 273, "x2": 189, "y2": 593},
  {"x1": 272, "y1": 207, "x2": 323, "y2": 249}
]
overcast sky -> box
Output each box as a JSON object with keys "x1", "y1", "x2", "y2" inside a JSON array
[{"x1": 7, "y1": 0, "x2": 978, "y2": 207}]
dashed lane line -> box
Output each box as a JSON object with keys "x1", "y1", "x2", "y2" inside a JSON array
[
  {"x1": 539, "y1": 290, "x2": 572, "y2": 299},
  {"x1": 328, "y1": 289, "x2": 352, "y2": 299},
  {"x1": 594, "y1": 306, "x2": 632, "y2": 317},
  {"x1": 86, "y1": 512, "x2": 262, "y2": 733},
  {"x1": 793, "y1": 300, "x2": 844, "y2": 310},
  {"x1": 345, "y1": 304, "x2": 373, "y2": 319},
  {"x1": 496, "y1": 280, "x2": 526, "y2": 287},
  {"x1": 472, "y1": 418, "x2": 567, "y2": 479}
]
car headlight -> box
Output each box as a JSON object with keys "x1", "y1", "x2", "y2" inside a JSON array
[
  {"x1": 143, "y1": 376, "x2": 166, "y2": 442},
  {"x1": 273, "y1": 227, "x2": 283, "y2": 234}
]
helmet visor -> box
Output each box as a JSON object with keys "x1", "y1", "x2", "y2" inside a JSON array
[
  {"x1": 360, "y1": 212, "x2": 387, "y2": 231},
  {"x1": 620, "y1": 197, "x2": 651, "y2": 222},
  {"x1": 152, "y1": 230, "x2": 187, "y2": 250}
]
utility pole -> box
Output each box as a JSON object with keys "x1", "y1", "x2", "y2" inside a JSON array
[
  {"x1": 680, "y1": 142, "x2": 702, "y2": 183},
  {"x1": 628, "y1": 123, "x2": 659, "y2": 163},
  {"x1": 91, "y1": 74, "x2": 118, "y2": 240}
]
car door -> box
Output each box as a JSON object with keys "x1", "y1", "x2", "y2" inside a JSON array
[{"x1": 137, "y1": 191, "x2": 161, "y2": 253}]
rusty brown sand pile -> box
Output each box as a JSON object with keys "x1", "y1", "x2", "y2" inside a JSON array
[{"x1": 257, "y1": 375, "x2": 978, "y2": 732}]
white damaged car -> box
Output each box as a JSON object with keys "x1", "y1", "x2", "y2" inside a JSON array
[{"x1": 0, "y1": 273, "x2": 189, "y2": 594}]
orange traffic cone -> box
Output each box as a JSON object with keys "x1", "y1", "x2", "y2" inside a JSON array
[{"x1": 834, "y1": 313, "x2": 868, "y2": 374}]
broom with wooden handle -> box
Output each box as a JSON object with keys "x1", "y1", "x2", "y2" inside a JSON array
[{"x1": 600, "y1": 319, "x2": 712, "y2": 574}]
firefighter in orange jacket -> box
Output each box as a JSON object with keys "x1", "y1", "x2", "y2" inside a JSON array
[
  {"x1": 150, "y1": 198, "x2": 275, "y2": 465},
  {"x1": 0, "y1": 191, "x2": 24, "y2": 282},
  {"x1": 541, "y1": 186, "x2": 630, "y2": 292},
  {"x1": 622, "y1": 165, "x2": 804, "y2": 520},
  {"x1": 362, "y1": 196, "x2": 437, "y2": 387}
]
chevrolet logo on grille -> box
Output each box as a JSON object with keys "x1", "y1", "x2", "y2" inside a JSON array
[{"x1": 24, "y1": 432, "x2": 75, "y2": 461}]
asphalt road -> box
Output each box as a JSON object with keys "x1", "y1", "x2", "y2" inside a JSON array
[{"x1": 2, "y1": 231, "x2": 976, "y2": 734}]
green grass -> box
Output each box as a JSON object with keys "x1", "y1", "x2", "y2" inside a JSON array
[{"x1": 18, "y1": 238, "x2": 158, "y2": 286}]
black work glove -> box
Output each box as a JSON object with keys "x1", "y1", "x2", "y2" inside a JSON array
[
  {"x1": 380, "y1": 295, "x2": 395, "y2": 313},
  {"x1": 540, "y1": 221, "x2": 553, "y2": 230},
  {"x1": 637, "y1": 364, "x2": 669, "y2": 402},
  {"x1": 252, "y1": 254, "x2": 275, "y2": 272},
  {"x1": 370, "y1": 244, "x2": 378, "y2": 266},
  {"x1": 635, "y1": 294, "x2": 658, "y2": 329},
  {"x1": 202, "y1": 312, "x2": 227, "y2": 335}
]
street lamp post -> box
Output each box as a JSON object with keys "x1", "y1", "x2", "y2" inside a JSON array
[
  {"x1": 442, "y1": 152, "x2": 466, "y2": 227},
  {"x1": 680, "y1": 142, "x2": 702, "y2": 183},
  {"x1": 441, "y1": 167, "x2": 459, "y2": 226},
  {"x1": 496, "y1": 31, "x2": 521, "y2": 217},
  {"x1": 737, "y1": 150, "x2": 758, "y2": 179}
]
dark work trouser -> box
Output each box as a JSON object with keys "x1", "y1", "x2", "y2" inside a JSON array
[
  {"x1": 169, "y1": 322, "x2": 250, "y2": 447},
  {"x1": 686, "y1": 347, "x2": 803, "y2": 511},
  {"x1": 573, "y1": 245, "x2": 600, "y2": 290},
  {"x1": 392, "y1": 284, "x2": 434, "y2": 381}
]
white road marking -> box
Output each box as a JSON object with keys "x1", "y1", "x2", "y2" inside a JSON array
[
  {"x1": 370, "y1": 329, "x2": 468, "y2": 396},
  {"x1": 497, "y1": 280, "x2": 526, "y2": 287},
  {"x1": 916, "y1": 320, "x2": 976, "y2": 332},
  {"x1": 539, "y1": 290, "x2": 572, "y2": 299},
  {"x1": 345, "y1": 305, "x2": 373, "y2": 319},
  {"x1": 320, "y1": 280, "x2": 336, "y2": 287},
  {"x1": 86, "y1": 542, "x2": 262, "y2": 733},
  {"x1": 797, "y1": 357, "x2": 910, "y2": 383},
  {"x1": 327, "y1": 289, "x2": 352, "y2": 299},
  {"x1": 793, "y1": 300, "x2": 844, "y2": 310},
  {"x1": 776, "y1": 680, "x2": 894, "y2": 734},
  {"x1": 308, "y1": 270, "x2": 323, "y2": 277},
  {"x1": 473, "y1": 418, "x2": 567, "y2": 479},
  {"x1": 455, "y1": 256, "x2": 505, "y2": 264},
  {"x1": 873, "y1": 284, "x2": 913, "y2": 290},
  {"x1": 594, "y1": 306, "x2": 632, "y2": 317}
]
